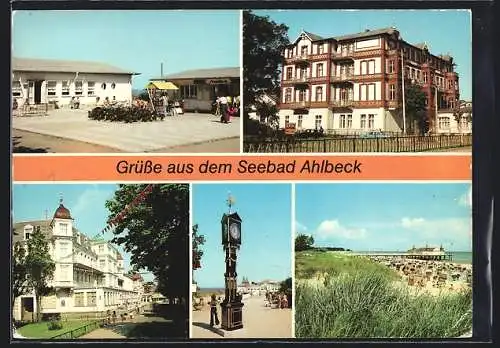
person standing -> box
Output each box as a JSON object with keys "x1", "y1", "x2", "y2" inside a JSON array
[
  {"x1": 162, "y1": 93, "x2": 169, "y2": 116},
  {"x1": 209, "y1": 294, "x2": 220, "y2": 327},
  {"x1": 219, "y1": 95, "x2": 228, "y2": 123}
]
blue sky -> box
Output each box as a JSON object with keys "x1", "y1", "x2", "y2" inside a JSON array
[
  {"x1": 192, "y1": 184, "x2": 292, "y2": 288},
  {"x1": 12, "y1": 184, "x2": 154, "y2": 282},
  {"x1": 254, "y1": 10, "x2": 472, "y2": 100},
  {"x1": 12, "y1": 10, "x2": 240, "y2": 89},
  {"x1": 295, "y1": 183, "x2": 472, "y2": 252}
]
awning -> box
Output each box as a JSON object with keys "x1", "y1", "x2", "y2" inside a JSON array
[{"x1": 146, "y1": 81, "x2": 179, "y2": 90}]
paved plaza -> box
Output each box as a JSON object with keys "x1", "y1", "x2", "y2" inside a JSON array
[
  {"x1": 12, "y1": 109, "x2": 240, "y2": 153},
  {"x1": 191, "y1": 295, "x2": 292, "y2": 339}
]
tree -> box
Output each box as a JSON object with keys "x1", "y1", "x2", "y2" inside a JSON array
[
  {"x1": 105, "y1": 184, "x2": 189, "y2": 305},
  {"x1": 24, "y1": 227, "x2": 55, "y2": 322},
  {"x1": 192, "y1": 224, "x2": 205, "y2": 271},
  {"x1": 295, "y1": 234, "x2": 314, "y2": 251},
  {"x1": 403, "y1": 84, "x2": 427, "y2": 135},
  {"x1": 243, "y1": 10, "x2": 290, "y2": 135},
  {"x1": 12, "y1": 241, "x2": 29, "y2": 318}
]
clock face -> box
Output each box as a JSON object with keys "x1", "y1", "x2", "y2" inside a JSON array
[{"x1": 229, "y1": 223, "x2": 240, "y2": 239}]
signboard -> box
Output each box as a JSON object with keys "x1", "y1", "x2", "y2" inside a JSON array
[
  {"x1": 206, "y1": 78, "x2": 231, "y2": 85},
  {"x1": 285, "y1": 123, "x2": 297, "y2": 135}
]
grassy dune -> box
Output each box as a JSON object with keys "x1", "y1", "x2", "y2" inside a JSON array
[{"x1": 295, "y1": 251, "x2": 472, "y2": 338}]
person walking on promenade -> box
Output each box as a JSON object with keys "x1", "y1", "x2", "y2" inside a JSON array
[{"x1": 209, "y1": 294, "x2": 220, "y2": 327}]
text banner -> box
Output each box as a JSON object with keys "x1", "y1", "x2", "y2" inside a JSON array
[{"x1": 12, "y1": 155, "x2": 471, "y2": 182}]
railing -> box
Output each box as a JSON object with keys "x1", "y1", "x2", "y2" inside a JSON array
[
  {"x1": 244, "y1": 134, "x2": 472, "y2": 153},
  {"x1": 331, "y1": 51, "x2": 354, "y2": 59},
  {"x1": 330, "y1": 73, "x2": 354, "y2": 82},
  {"x1": 50, "y1": 319, "x2": 105, "y2": 339},
  {"x1": 286, "y1": 54, "x2": 310, "y2": 63},
  {"x1": 281, "y1": 101, "x2": 311, "y2": 109},
  {"x1": 331, "y1": 100, "x2": 355, "y2": 107}
]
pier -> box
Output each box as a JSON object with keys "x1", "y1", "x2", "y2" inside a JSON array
[{"x1": 352, "y1": 251, "x2": 453, "y2": 261}]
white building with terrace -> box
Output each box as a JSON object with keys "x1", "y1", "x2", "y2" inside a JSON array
[
  {"x1": 12, "y1": 199, "x2": 143, "y2": 321},
  {"x1": 12, "y1": 57, "x2": 139, "y2": 111}
]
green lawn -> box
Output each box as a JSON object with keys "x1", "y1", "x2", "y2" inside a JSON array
[{"x1": 18, "y1": 320, "x2": 97, "y2": 339}]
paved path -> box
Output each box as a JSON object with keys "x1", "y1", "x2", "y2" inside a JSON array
[
  {"x1": 13, "y1": 109, "x2": 240, "y2": 153},
  {"x1": 191, "y1": 295, "x2": 292, "y2": 339}
]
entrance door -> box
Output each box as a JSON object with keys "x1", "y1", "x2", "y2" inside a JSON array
[
  {"x1": 27, "y1": 81, "x2": 35, "y2": 105},
  {"x1": 34, "y1": 81, "x2": 43, "y2": 104},
  {"x1": 21, "y1": 297, "x2": 34, "y2": 322}
]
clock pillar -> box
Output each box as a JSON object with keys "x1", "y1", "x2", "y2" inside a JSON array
[{"x1": 220, "y1": 195, "x2": 244, "y2": 331}]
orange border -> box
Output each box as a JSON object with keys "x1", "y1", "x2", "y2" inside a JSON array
[{"x1": 12, "y1": 155, "x2": 471, "y2": 181}]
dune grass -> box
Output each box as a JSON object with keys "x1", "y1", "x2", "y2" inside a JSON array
[{"x1": 295, "y1": 251, "x2": 472, "y2": 338}]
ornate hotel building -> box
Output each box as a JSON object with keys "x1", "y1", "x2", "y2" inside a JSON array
[
  {"x1": 278, "y1": 27, "x2": 465, "y2": 134},
  {"x1": 12, "y1": 199, "x2": 144, "y2": 321}
]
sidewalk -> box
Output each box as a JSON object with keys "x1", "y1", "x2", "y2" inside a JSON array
[
  {"x1": 191, "y1": 295, "x2": 292, "y2": 339},
  {"x1": 13, "y1": 109, "x2": 240, "y2": 152}
]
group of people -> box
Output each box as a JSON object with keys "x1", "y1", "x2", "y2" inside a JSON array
[
  {"x1": 213, "y1": 95, "x2": 240, "y2": 124},
  {"x1": 265, "y1": 291, "x2": 289, "y2": 309}
]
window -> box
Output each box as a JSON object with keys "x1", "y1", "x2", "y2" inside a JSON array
[
  {"x1": 12, "y1": 81, "x2": 22, "y2": 97},
  {"x1": 318, "y1": 44, "x2": 324, "y2": 54},
  {"x1": 99, "y1": 245, "x2": 104, "y2": 253},
  {"x1": 285, "y1": 115, "x2": 290, "y2": 126},
  {"x1": 315, "y1": 86, "x2": 323, "y2": 101},
  {"x1": 315, "y1": 115, "x2": 322, "y2": 129},
  {"x1": 111, "y1": 82, "x2": 116, "y2": 89},
  {"x1": 347, "y1": 114, "x2": 352, "y2": 128},
  {"x1": 300, "y1": 68, "x2": 307, "y2": 79},
  {"x1": 360, "y1": 61, "x2": 368, "y2": 75},
  {"x1": 360, "y1": 84, "x2": 367, "y2": 100},
  {"x1": 416, "y1": 70, "x2": 421, "y2": 82},
  {"x1": 297, "y1": 115, "x2": 303, "y2": 129},
  {"x1": 60, "y1": 265, "x2": 70, "y2": 281},
  {"x1": 101, "y1": 83, "x2": 107, "y2": 90},
  {"x1": 389, "y1": 84, "x2": 396, "y2": 100},
  {"x1": 47, "y1": 81, "x2": 57, "y2": 96},
  {"x1": 316, "y1": 63, "x2": 324, "y2": 77},
  {"x1": 423, "y1": 72, "x2": 428, "y2": 84},
  {"x1": 62, "y1": 81, "x2": 70, "y2": 96},
  {"x1": 368, "y1": 60, "x2": 375, "y2": 74},
  {"x1": 59, "y1": 242, "x2": 69, "y2": 256},
  {"x1": 368, "y1": 114, "x2": 375, "y2": 129},
  {"x1": 60, "y1": 223, "x2": 68, "y2": 235},
  {"x1": 438, "y1": 116, "x2": 450, "y2": 130},
  {"x1": 387, "y1": 60, "x2": 395, "y2": 73},
  {"x1": 74, "y1": 293, "x2": 84, "y2": 307},
  {"x1": 360, "y1": 114, "x2": 367, "y2": 128},
  {"x1": 87, "y1": 292, "x2": 97, "y2": 307},
  {"x1": 284, "y1": 88, "x2": 292, "y2": 103},
  {"x1": 181, "y1": 85, "x2": 197, "y2": 98},
  {"x1": 298, "y1": 90, "x2": 306, "y2": 102},
  {"x1": 286, "y1": 67, "x2": 293, "y2": 80},
  {"x1": 99, "y1": 259, "x2": 106, "y2": 269},
  {"x1": 75, "y1": 81, "x2": 83, "y2": 96},
  {"x1": 301, "y1": 46, "x2": 308, "y2": 55},
  {"x1": 87, "y1": 81, "x2": 95, "y2": 96},
  {"x1": 339, "y1": 114, "x2": 346, "y2": 128}
]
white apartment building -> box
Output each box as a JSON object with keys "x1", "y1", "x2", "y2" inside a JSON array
[
  {"x1": 436, "y1": 101, "x2": 472, "y2": 134},
  {"x1": 12, "y1": 57, "x2": 139, "y2": 108},
  {"x1": 12, "y1": 200, "x2": 143, "y2": 321}
]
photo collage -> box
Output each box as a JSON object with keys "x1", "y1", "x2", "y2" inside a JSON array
[{"x1": 11, "y1": 9, "x2": 473, "y2": 341}]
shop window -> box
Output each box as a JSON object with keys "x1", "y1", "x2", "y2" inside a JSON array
[
  {"x1": 61, "y1": 81, "x2": 70, "y2": 96},
  {"x1": 75, "y1": 81, "x2": 83, "y2": 96},
  {"x1": 87, "y1": 82, "x2": 95, "y2": 96},
  {"x1": 12, "y1": 81, "x2": 22, "y2": 97},
  {"x1": 47, "y1": 81, "x2": 57, "y2": 96}
]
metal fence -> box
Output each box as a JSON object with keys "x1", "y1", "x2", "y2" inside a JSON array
[
  {"x1": 244, "y1": 134, "x2": 472, "y2": 153},
  {"x1": 50, "y1": 319, "x2": 105, "y2": 339}
]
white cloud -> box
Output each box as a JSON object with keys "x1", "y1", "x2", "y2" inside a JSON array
[
  {"x1": 401, "y1": 217, "x2": 425, "y2": 228},
  {"x1": 295, "y1": 220, "x2": 308, "y2": 233},
  {"x1": 400, "y1": 216, "x2": 472, "y2": 250},
  {"x1": 458, "y1": 186, "x2": 473, "y2": 208},
  {"x1": 314, "y1": 219, "x2": 367, "y2": 240},
  {"x1": 71, "y1": 185, "x2": 115, "y2": 219}
]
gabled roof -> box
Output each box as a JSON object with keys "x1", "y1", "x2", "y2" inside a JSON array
[
  {"x1": 334, "y1": 27, "x2": 399, "y2": 41},
  {"x1": 154, "y1": 67, "x2": 240, "y2": 80},
  {"x1": 12, "y1": 57, "x2": 139, "y2": 75},
  {"x1": 304, "y1": 31, "x2": 324, "y2": 41}
]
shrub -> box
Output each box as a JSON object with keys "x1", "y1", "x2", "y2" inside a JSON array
[
  {"x1": 88, "y1": 106, "x2": 164, "y2": 123},
  {"x1": 47, "y1": 320, "x2": 63, "y2": 331}
]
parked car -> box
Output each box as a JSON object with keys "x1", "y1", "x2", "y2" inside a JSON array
[{"x1": 360, "y1": 130, "x2": 391, "y2": 138}]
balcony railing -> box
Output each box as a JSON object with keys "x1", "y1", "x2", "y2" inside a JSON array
[
  {"x1": 331, "y1": 51, "x2": 354, "y2": 60},
  {"x1": 282, "y1": 76, "x2": 310, "y2": 85},
  {"x1": 286, "y1": 54, "x2": 310, "y2": 64},
  {"x1": 331, "y1": 100, "x2": 355, "y2": 107},
  {"x1": 282, "y1": 101, "x2": 311, "y2": 109},
  {"x1": 330, "y1": 73, "x2": 354, "y2": 82}
]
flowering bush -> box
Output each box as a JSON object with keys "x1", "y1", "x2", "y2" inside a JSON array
[{"x1": 88, "y1": 106, "x2": 164, "y2": 123}]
